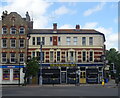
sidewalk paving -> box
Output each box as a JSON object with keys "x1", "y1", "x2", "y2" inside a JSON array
[{"x1": 2, "y1": 79, "x2": 118, "y2": 88}]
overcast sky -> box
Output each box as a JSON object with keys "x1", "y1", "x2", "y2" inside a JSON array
[{"x1": 0, "y1": 0, "x2": 119, "y2": 50}]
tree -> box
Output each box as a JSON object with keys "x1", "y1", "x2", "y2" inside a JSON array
[
  {"x1": 25, "y1": 57, "x2": 39, "y2": 84},
  {"x1": 106, "y1": 48, "x2": 120, "y2": 78}
]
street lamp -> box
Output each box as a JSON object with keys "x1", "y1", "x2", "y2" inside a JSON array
[{"x1": 39, "y1": 41, "x2": 43, "y2": 86}]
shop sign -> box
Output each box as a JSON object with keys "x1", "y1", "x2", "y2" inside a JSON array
[{"x1": 50, "y1": 64, "x2": 76, "y2": 67}]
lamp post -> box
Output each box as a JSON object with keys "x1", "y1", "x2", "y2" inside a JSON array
[{"x1": 39, "y1": 41, "x2": 43, "y2": 86}]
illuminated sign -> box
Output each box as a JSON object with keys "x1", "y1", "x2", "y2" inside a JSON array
[{"x1": 50, "y1": 64, "x2": 76, "y2": 67}]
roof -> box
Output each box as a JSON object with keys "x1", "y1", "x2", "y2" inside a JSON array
[{"x1": 29, "y1": 29, "x2": 106, "y2": 42}]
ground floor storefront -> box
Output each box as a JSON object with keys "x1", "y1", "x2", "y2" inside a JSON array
[
  {"x1": 0, "y1": 65, "x2": 24, "y2": 84},
  {"x1": 30, "y1": 63, "x2": 104, "y2": 84}
]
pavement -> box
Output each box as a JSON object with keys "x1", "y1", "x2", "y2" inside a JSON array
[{"x1": 2, "y1": 79, "x2": 118, "y2": 88}]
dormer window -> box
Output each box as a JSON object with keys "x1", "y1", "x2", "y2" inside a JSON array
[
  {"x1": 10, "y1": 26, "x2": 16, "y2": 34},
  {"x1": 19, "y1": 27, "x2": 25, "y2": 34},
  {"x1": 2, "y1": 26, "x2": 7, "y2": 34}
]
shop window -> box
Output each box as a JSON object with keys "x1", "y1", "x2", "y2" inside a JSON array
[
  {"x1": 13, "y1": 69, "x2": 20, "y2": 80},
  {"x1": 2, "y1": 38, "x2": 7, "y2": 48},
  {"x1": 2, "y1": 26, "x2": 7, "y2": 34},
  {"x1": 3, "y1": 69, "x2": 10, "y2": 80},
  {"x1": 19, "y1": 27, "x2": 25, "y2": 34},
  {"x1": 10, "y1": 26, "x2": 16, "y2": 34}
]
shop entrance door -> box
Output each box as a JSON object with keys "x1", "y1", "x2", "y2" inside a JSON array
[
  {"x1": 61, "y1": 72, "x2": 66, "y2": 83},
  {"x1": 80, "y1": 71, "x2": 86, "y2": 83}
]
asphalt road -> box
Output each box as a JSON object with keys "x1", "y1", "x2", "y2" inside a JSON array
[{"x1": 2, "y1": 85, "x2": 118, "y2": 96}]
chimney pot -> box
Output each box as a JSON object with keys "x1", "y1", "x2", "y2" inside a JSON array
[
  {"x1": 53, "y1": 23, "x2": 57, "y2": 30},
  {"x1": 76, "y1": 24, "x2": 80, "y2": 29}
]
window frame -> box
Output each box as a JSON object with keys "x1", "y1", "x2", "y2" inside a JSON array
[
  {"x1": 10, "y1": 39, "x2": 16, "y2": 48},
  {"x1": 19, "y1": 53, "x2": 24, "y2": 63},
  {"x1": 10, "y1": 26, "x2": 16, "y2": 34},
  {"x1": 82, "y1": 37, "x2": 86, "y2": 46},
  {"x1": 89, "y1": 37, "x2": 93, "y2": 45},
  {"x1": 73, "y1": 37, "x2": 78, "y2": 45},
  {"x1": 19, "y1": 39, "x2": 25, "y2": 48},
  {"x1": 19, "y1": 27, "x2": 25, "y2": 34},
  {"x1": 32, "y1": 37, "x2": 35, "y2": 45},
  {"x1": 66, "y1": 37, "x2": 71, "y2": 45},
  {"x1": 2, "y1": 26, "x2": 7, "y2": 34},
  {"x1": 2, "y1": 38, "x2": 7, "y2": 48},
  {"x1": 1, "y1": 53, "x2": 7, "y2": 63},
  {"x1": 10, "y1": 53, "x2": 16, "y2": 63}
]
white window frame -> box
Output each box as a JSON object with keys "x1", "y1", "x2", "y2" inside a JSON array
[
  {"x1": 32, "y1": 37, "x2": 35, "y2": 45},
  {"x1": 82, "y1": 37, "x2": 86, "y2": 46},
  {"x1": 1, "y1": 53, "x2": 7, "y2": 63},
  {"x1": 19, "y1": 53, "x2": 24, "y2": 63},
  {"x1": 10, "y1": 53, "x2": 16, "y2": 63},
  {"x1": 73, "y1": 37, "x2": 78, "y2": 45},
  {"x1": 56, "y1": 51, "x2": 61, "y2": 62},
  {"x1": 19, "y1": 39, "x2": 25, "y2": 48},
  {"x1": 89, "y1": 51, "x2": 94, "y2": 62},
  {"x1": 89, "y1": 37, "x2": 93, "y2": 45},
  {"x1": 10, "y1": 39, "x2": 16, "y2": 48},
  {"x1": 58, "y1": 37, "x2": 61, "y2": 45},
  {"x1": 2, "y1": 26, "x2": 7, "y2": 34},
  {"x1": 10, "y1": 26, "x2": 16, "y2": 34},
  {"x1": 50, "y1": 37, "x2": 52, "y2": 45},
  {"x1": 19, "y1": 27, "x2": 25, "y2": 34},
  {"x1": 66, "y1": 37, "x2": 71, "y2": 45},
  {"x1": 82, "y1": 51, "x2": 87, "y2": 62},
  {"x1": 2, "y1": 38, "x2": 7, "y2": 48},
  {"x1": 50, "y1": 51, "x2": 54, "y2": 62},
  {"x1": 37, "y1": 37, "x2": 41, "y2": 45}
]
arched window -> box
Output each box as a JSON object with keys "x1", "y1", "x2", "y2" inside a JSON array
[
  {"x1": 19, "y1": 27, "x2": 25, "y2": 34},
  {"x1": 2, "y1": 26, "x2": 7, "y2": 34},
  {"x1": 10, "y1": 26, "x2": 16, "y2": 34}
]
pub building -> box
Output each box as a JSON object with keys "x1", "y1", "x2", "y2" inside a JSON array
[
  {"x1": 28, "y1": 23, "x2": 106, "y2": 84},
  {"x1": 0, "y1": 11, "x2": 106, "y2": 84}
]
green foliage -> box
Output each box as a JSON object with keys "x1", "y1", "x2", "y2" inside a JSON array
[
  {"x1": 106, "y1": 48, "x2": 120, "y2": 76},
  {"x1": 26, "y1": 57, "x2": 39, "y2": 78}
]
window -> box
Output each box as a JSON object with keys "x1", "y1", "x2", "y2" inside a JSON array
[
  {"x1": 57, "y1": 51, "x2": 60, "y2": 62},
  {"x1": 3, "y1": 69, "x2": 10, "y2": 80},
  {"x1": 42, "y1": 37, "x2": 45, "y2": 45},
  {"x1": 36, "y1": 51, "x2": 44, "y2": 62},
  {"x1": 2, "y1": 39, "x2": 7, "y2": 48},
  {"x1": 50, "y1": 51, "x2": 54, "y2": 62},
  {"x1": 82, "y1": 51, "x2": 86, "y2": 62},
  {"x1": 19, "y1": 39, "x2": 24, "y2": 48},
  {"x1": 10, "y1": 26, "x2": 16, "y2": 34},
  {"x1": 2, "y1": 26, "x2": 7, "y2": 34},
  {"x1": 70, "y1": 51, "x2": 74, "y2": 62},
  {"x1": 32, "y1": 37, "x2": 35, "y2": 45},
  {"x1": 19, "y1": 53, "x2": 24, "y2": 63},
  {"x1": 19, "y1": 27, "x2": 25, "y2": 34},
  {"x1": 32, "y1": 52, "x2": 35, "y2": 57},
  {"x1": 50, "y1": 37, "x2": 52, "y2": 45},
  {"x1": 89, "y1": 51, "x2": 93, "y2": 61},
  {"x1": 10, "y1": 39, "x2": 16, "y2": 48},
  {"x1": 73, "y1": 37, "x2": 77, "y2": 45},
  {"x1": 13, "y1": 69, "x2": 20, "y2": 80},
  {"x1": 89, "y1": 37, "x2": 93, "y2": 45},
  {"x1": 37, "y1": 37, "x2": 41, "y2": 45},
  {"x1": 66, "y1": 37, "x2": 71, "y2": 45},
  {"x1": 82, "y1": 37, "x2": 86, "y2": 46},
  {"x1": 2, "y1": 53, "x2": 7, "y2": 63},
  {"x1": 10, "y1": 53, "x2": 16, "y2": 63},
  {"x1": 58, "y1": 37, "x2": 61, "y2": 45}
]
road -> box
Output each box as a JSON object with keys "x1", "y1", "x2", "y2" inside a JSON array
[{"x1": 2, "y1": 85, "x2": 118, "y2": 96}]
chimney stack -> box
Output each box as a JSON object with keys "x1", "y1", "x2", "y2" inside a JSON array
[
  {"x1": 53, "y1": 23, "x2": 57, "y2": 31},
  {"x1": 76, "y1": 24, "x2": 80, "y2": 30}
]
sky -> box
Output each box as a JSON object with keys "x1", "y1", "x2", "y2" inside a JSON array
[{"x1": 0, "y1": 0, "x2": 119, "y2": 51}]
